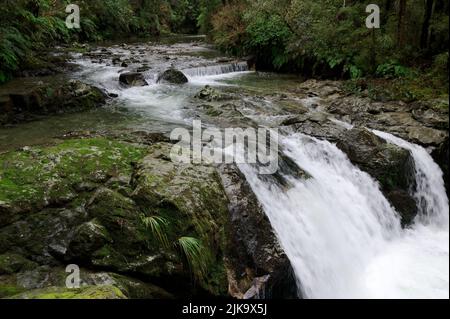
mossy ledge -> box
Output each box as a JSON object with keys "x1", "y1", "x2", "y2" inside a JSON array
[{"x1": 0, "y1": 136, "x2": 232, "y2": 298}]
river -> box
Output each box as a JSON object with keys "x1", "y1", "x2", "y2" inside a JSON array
[{"x1": 0, "y1": 36, "x2": 448, "y2": 299}]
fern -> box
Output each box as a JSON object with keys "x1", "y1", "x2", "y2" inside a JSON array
[
  {"x1": 177, "y1": 236, "x2": 210, "y2": 281},
  {"x1": 140, "y1": 214, "x2": 170, "y2": 248}
]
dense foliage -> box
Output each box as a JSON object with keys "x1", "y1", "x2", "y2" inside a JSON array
[
  {"x1": 0, "y1": 0, "x2": 203, "y2": 83},
  {"x1": 210, "y1": 0, "x2": 448, "y2": 84},
  {"x1": 1, "y1": 0, "x2": 448, "y2": 90}
]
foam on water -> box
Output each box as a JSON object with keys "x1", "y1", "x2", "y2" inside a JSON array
[{"x1": 239, "y1": 132, "x2": 449, "y2": 299}]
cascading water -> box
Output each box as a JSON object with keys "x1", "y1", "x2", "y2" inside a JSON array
[
  {"x1": 372, "y1": 130, "x2": 449, "y2": 226},
  {"x1": 239, "y1": 132, "x2": 449, "y2": 299},
  {"x1": 183, "y1": 62, "x2": 249, "y2": 78}
]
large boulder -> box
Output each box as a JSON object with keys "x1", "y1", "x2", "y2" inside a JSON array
[
  {"x1": 218, "y1": 165, "x2": 298, "y2": 299},
  {"x1": 0, "y1": 78, "x2": 106, "y2": 125},
  {"x1": 336, "y1": 128, "x2": 417, "y2": 226},
  {"x1": 119, "y1": 72, "x2": 148, "y2": 87},
  {"x1": 0, "y1": 137, "x2": 234, "y2": 298},
  {"x1": 157, "y1": 68, "x2": 188, "y2": 84}
]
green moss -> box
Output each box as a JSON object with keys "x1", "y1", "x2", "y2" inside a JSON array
[
  {"x1": 0, "y1": 138, "x2": 147, "y2": 206},
  {"x1": 132, "y1": 143, "x2": 230, "y2": 295},
  {"x1": 7, "y1": 285, "x2": 127, "y2": 299},
  {"x1": 0, "y1": 253, "x2": 37, "y2": 275},
  {"x1": 0, "y1": 285, "x2": 26, "y2": 298}
]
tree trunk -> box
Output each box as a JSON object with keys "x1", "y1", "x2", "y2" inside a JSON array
[
  {"x1": 420, "y1": 0, "x2": 434, "y2": 50},
  {"x1": 397, "y1": 0, "x2": 407, "y2": 48}
]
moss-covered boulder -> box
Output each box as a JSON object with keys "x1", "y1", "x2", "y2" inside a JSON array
[
  {"x1": 0, "y1": 253, "x2": 37, "y2": 275},
  {"x1": 0, "y1": 137, "x2": 233, "y2": 298},
  {"x1": 130, "y1": 143, "x2": 230, "y2": 296},
  {"x1": 0, "y1": 137, "x2": 147, "y2": 227}
]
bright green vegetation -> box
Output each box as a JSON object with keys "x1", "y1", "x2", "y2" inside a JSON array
[
  {"x1": 139, "y1": 215, "x2": 211, "y2": 281},
  {"x1": 0, "y1": 138, "x2": 147, "y2": 205},
  {"x1": 7, "y1": 285, "x2": 127, "y2": 299}
]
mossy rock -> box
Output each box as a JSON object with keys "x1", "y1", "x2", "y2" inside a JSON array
[
  {"x1": 131, "y1": 143, "x2": 230, "y2": 295},
  {"x1": 0, "y1": 253, "x2": 37, "y2": 275},
  {"x1": 0, "y1": 138, "x2": 147, "y2": 226},
  {"x1": 6, "y1": 285, "x2": 127, "y2": 299}
]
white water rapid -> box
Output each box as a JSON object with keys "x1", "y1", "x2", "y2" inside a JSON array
[{"x1": 239, "y1": 132, "x2": 449, "y2": 299}]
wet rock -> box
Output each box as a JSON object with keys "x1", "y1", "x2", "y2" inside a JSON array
[
  {"x1": 385, "y1": 190, "x2": 418, "y2": 226},
  {"x1": 0, "y1": 253, "x2": 37, "y2": 275},
  {"x1": 112, "y1": 57, "x2": 122, "y2": 65},
  {"x1": 66, "y1": 220, "x2": 113, "y2": 261},
  {"x1": 432, "y1": 138, "x2": 449, "y2": 196},
  {"x1": 195, "y1": 85, "x2": 228, "y2": 102},
  {"x1": 0, "y1": 264, "x2": 172, "y2": 299},
  {"x1": 119, "y1": 72, "x2": 148, "y2": 87},
  {"x1": 157, "y1": 68, "x2": 188, "y2": 84},
  {"x1": 289, "y1": 114, "x2": 348, "y2": 142},
  {"x1": 218, "y1": 165, "x2": 298, "y2": 299},
  {"x1": 336, "y1": 128, "x2": 417, "y2": 225},
  {"x1": 405, "y1": 125, "x2": 448, "y2": 146},
  {"x1": 0, "y1": 138, "x2": 232, "y2": 298},
  {"x1": 412, "y1": 108, "x2": 449, "y2": 130},
  {"x1": 129, "y1": 143, "x2": 230, "y2": 296}
]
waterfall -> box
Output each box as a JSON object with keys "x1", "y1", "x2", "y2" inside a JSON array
[
  {"x1": 372, "y1": 130, "x2": 449, "y2": 226},
  {"x1": 239, "y1": 132, "x2": 449, "y2": 299},
  {"x1": 183, "y1": 62, "x2": 249, "y2": 78}
]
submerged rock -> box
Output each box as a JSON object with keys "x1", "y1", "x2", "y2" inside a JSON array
[{"x1": 157, "y1": 68, "x2": 188, "y2": 84}]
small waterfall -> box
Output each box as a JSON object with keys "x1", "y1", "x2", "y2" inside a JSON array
[
  {"x1": 373, "y1": 130, "x2": 449, "y2": 226},
  {"x1": 239, "y1": 132, "x2": 449, "y2": 298},
  {"x1": 183, "y1": 62, "x2": 249, "y2": 78}
]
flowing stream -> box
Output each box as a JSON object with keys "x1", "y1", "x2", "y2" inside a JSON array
[{"x1": 1, "y1": 37, "x2": 447, "y2": 299}]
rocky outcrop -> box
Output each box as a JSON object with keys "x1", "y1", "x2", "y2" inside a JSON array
[
  {"x1": 219, "y1": 165, "x2": 298, "y2": 299},
  {"x1": 432, "y1": 137, "x2": 449, "y2": 196},
  {"x1": 119, "y1": 72, "x2": 148, "y2": 87},
  {"x1": 0, "y1": 78, "x2": 106, "y2": 125},
  {"x1": 336, "y1": 128, "x2": 417, "y2": 225},
  {"x1": 0, "y1": 136, "x2": 239, "y2": 299},
  {"x1": 157, "y1": 68, "x2": 188, "y2": 84},
  {"x1": 320, "y1": 87, "x2": 449, "y2": 147}
]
